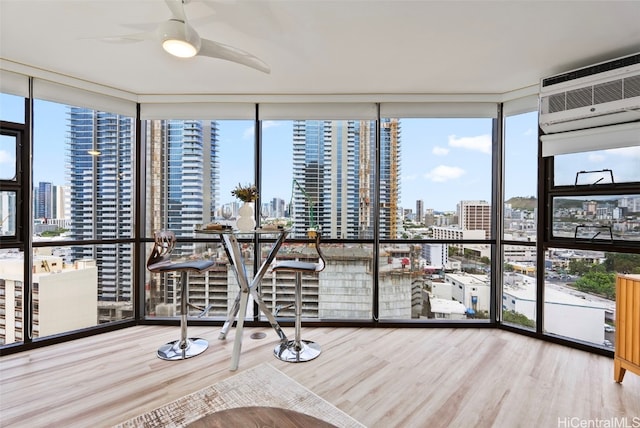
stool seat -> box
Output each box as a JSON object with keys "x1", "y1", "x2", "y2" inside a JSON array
[
  {"x1": 272, "y1": 260, "x2": 322, "y2": 272},
  {"x1": 149, "y1": 259, "x2": 215, "y2": 273}
]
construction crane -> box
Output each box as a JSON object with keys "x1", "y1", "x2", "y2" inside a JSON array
[{"x1": 291, "y1": 179, "x2": 317, "y2": 231}]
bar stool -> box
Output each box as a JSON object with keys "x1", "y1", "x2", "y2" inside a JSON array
[
  {"x1": 147, "y1": 230, "x2": 215, "y2": 361},
  {"x1": 272, "y1": 230, "x2": 325, "y2": 363}
]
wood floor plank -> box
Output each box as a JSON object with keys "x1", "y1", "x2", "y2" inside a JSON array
[{"x1": 1, "y1": 326, "x2": 639, "y2": 428}]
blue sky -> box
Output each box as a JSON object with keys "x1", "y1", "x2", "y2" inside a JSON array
[{"x1": 1, "y1": 94, "x2": 543, "y2": 212}]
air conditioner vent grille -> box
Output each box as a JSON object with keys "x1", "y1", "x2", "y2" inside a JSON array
[
  {"x1": 594, "y1": 80, "x2": 623, "y2": 104},
  {"x1": 548, "y1": 93, "x2": 565, "y2": 113},
  {"x1": 541, "y1": 53, "x2": 640, "y2": 87},
  {"x1": 540, "y1": 74, "x2": 640, "y2": 115},
  {"x1": 566, "y1": 86, "x2": 593, "y2": 110},
  {"x1": 625, "y1": 74, "x2": 640, "y2": 98}
]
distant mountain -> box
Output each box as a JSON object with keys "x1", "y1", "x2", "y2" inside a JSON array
[{"x1": 506, "y1": 196, "x2": 537, "y2": 211}]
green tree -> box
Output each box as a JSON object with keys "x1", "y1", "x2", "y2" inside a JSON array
[
  {"x1": 568, "y1": 259, "x2": 595, "y2": 276},
  {"x1": 574, "y1": 271, "x2": 616, "y2": 299},
  {"x1": 502, "y1": 310, "x2": 535, "y2": 328},
  {"x1": 604, "y1": 253, "x2": 640, "y2": 274}
]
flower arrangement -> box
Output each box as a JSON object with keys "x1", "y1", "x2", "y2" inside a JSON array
[{"x1": 231, "y1": 183, "x2": 258, "y2": 202}]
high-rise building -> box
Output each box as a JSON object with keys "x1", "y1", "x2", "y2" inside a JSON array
[
  {"x1": 145, "y1": 119, "x2": 219, "y2": 244},
  {"x1": 457, "y1": 200, "x2": 491, "y2": 238},
  {"x1": 69, "y1": 113, "x2": 220, "y2": 303},
  {"x1": 291, "y1": 119, "x2": 400, "y2": 239},
  {"x1": 416, "y1": 200, "x2": 424, "y2": 223},
  {"x1": 68, "y1": 108, "x2": 135, "y2": 302},
  {"x1": 36, "y1": 182, "x2": 52, "y2": 220}
]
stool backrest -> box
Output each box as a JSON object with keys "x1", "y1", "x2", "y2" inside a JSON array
[
  {"x1": 147, "y1": 230, "x2": 177, "y2": 272},
  {"x1": 311, "y1": 231, "x2": 326, "y2": 272}
]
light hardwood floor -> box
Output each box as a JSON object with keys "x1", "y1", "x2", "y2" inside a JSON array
[{"x1": 1, "y1": 326, "x2": 639, "y2": 428}]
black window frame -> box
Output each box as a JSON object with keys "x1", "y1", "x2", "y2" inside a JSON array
[{"x1": 0, "y1": 121, "x2": 25, "y2": 246}]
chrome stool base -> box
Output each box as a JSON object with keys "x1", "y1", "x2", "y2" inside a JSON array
[
  {"x1": 274, "y1": 340, "x2": 321, "y2": 363},
  {"x1": 157, "y1": 338, "x2": 209, "y2": 361}
]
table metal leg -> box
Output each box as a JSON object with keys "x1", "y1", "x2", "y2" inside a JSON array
[
  {"x1": 252, "y1": 289, "x2": 288, "y2": 342},
  {"x1": 218, "y1": 290, "x2": 241, "y2": 340},
  {"x1": 230, "y1": 288, "x2": 250, "y2": 371}
]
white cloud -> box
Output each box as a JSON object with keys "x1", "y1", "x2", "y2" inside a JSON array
[
  {"x1": 432, "y1": 146, "x2": 449, "y2": 156},
  {"x1": 448, "y1": 134, "x2": 492, "y2": 154},
  {"x1": 243, "y1": 126, "x2": 254, "y2": 140},
  {"x1": 611, "y1": 145, "x2": 640, "y2": 159},
  {"x1": 0, "y1": 150, "x2": 14, "y2": 164},
  {"x1": 424, "y1": 165, "x2": 466, "y2": 182},
  {"x1": 588, "y1": 153, "x2": 606, "y2": 163},
  {"x1": 243, "y1": 120, "x2": 280, "y2": 139},
  {"x1": 403, "y1": 173, "x2": 419, "y2": 181},
  {"x1": 523, "y1": 128, "x2": 534, "y2": 136}
]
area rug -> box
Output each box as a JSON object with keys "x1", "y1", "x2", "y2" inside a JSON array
[{"x1": 114, "y1": 363, "x2": 365, "y2": 428}]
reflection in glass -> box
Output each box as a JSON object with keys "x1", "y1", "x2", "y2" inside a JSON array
[
  {"x1": 551, "y1": 195, "x2": 640, "y2": 241},
  {"x1": 0, "y1": 191, "x2": 17, "y2": 237},
  {"x1": 0, "y1": 275, "x2": 23, "y2": 345}
]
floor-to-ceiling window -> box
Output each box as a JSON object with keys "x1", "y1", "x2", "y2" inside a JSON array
[
  {"x1": 502, "y1": 110, "x2": 538, "y2": 330},
  {"x1": 542, "y1": 122, "x2": 640, "y2": 349},
  {"x1": 2, "y1": 70, "x2": 637, "y2": 355},
  {"x1": 378, "y1": 103, "x2": 497, "y2": 322},
  {"x1": 0, "y1": 92, "x2": 26, "y2": 345},
  {"x1": 260, "y1": 115, "x2": 377, "y2": 322},
  {"x1": 30, "y1": 100, "x2": 136, "y2": 337}
]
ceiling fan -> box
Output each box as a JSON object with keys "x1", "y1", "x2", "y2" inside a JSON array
[{"x1": 102, "y1": 0, "x2": 270, "y2": 73}]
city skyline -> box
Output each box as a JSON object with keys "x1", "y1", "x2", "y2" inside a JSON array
[{"x1": 0, "y1": 96, "x2": 544, "y2": 213}]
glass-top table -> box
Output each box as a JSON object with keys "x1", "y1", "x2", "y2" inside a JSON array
[{"x1": 195, "y1": 227, "x2": 290, "y2": 370}]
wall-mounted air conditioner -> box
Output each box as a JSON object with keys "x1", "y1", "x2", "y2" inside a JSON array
[{"x1": 539, "y1": 52, "x2": 640, "y2": 134}]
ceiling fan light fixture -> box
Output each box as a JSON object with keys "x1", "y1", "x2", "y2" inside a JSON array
[
  {"x1": 163, "y1": 39, "x2": 197, "y2": 58},
  {"x1": 159, "y1": 20, "x2": 201, "y2": 58}
]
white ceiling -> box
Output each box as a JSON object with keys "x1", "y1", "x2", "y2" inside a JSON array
[{"x1": 1, "y1": 0, "x2": 640, "y2": 99}]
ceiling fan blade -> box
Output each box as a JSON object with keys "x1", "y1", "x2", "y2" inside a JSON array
[
  {"x1": 86, "y1": 31, "x2": 155, "y2": 44},
  {"x1": 165, "y1": 0, "x2": 188, "y2": 22},
  {"x1": 199, "y1": 38, "x2": 271, "y2": 74}
]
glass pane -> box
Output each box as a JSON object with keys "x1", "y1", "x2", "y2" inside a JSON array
[
  {"x1": 551, "y1": 194, "x2": 640, "y2": 241},
  {"x1": 504, "y1": 111, "x2": 538, "y2": 242},
  {"x1": 146, "y1": 238, "x2": 226, "y2": 319},
  {"x1": 388, "y1": 118, "x2": 494, "y2": 240},
  {"x1": 544, "y1": 248, "x2": 639, "y2": 349},
  {"x1": 261, "y1": 120, "x2": 292, "y2": 229},
  {"x1": 0, "y1": 243, "x2": 134, "y2": 344},
  {"x1": 0, "y1": 93, "x2": 24, "y2": 124},
  {"x1": 262, "y1": 120, "x2": 376, "y2": 240},
  {"x1": 379, "y1": 242, "x2": 492, "y2": 321},
  {"x1": 0, "y1": 275, "x2": 24, "y2": 345},
  {"x1": 554, "y1": 146, "x2": 640, "y2": 186},
  {"x1": 0, "y1": 134, "x2": 17, "y2": 180},
  {"x1": 502, "y1": 243, "x2": 537, "y2": 330},
  {"x1": 144, "y1": 119, "x2": 254, "y2": 238},
  {"x1": 34, "y1": 100, "x2": 135, "y2": 240},
  {"x1": 0, "y1": 190, "x2": 17, "y2": 237},
  {"x1": 262, "y1": 242, "x2": 374, "y2": 321}
]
